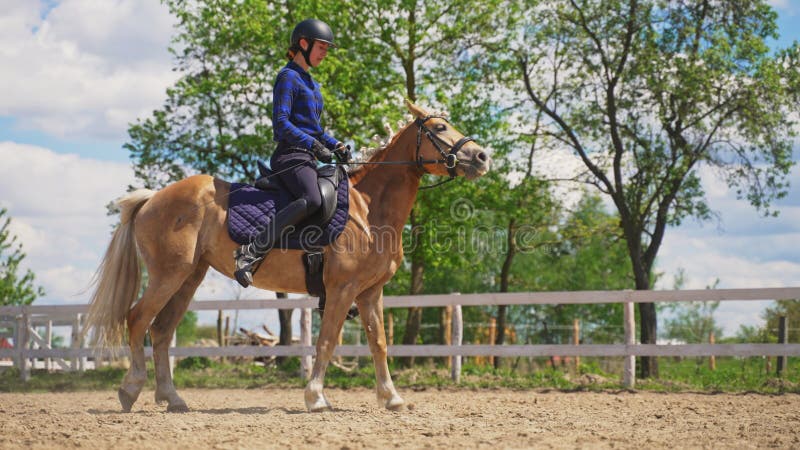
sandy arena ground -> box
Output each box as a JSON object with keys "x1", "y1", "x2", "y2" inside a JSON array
[{"x1": 1, "y1": 388, "x2": 799, "y2": 449}]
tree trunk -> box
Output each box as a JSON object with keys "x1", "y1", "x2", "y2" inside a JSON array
[
  {"x1": 633, "y1": 263, "x2": 659, "y2": 378},
  {"x1": 494, "y1": 218, "x2": 516, "y2": 369},
  {"x1": 401, "y1": 209, "x2": 425, "y2": 367},
  {"x1": 276, "y1": 292, "x2": 292, "y2": 365}
]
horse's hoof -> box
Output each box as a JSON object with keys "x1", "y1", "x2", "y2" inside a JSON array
[
  {"x1": 308, "y1": 403, "x2": 332, "y2": 413},
  {"x1": 167, "y1": 403, "x2": 189, "y2": 413},
  {"x1": 118, "y1": 388, "x2": 136, "y2": 413},
  {"x1": 385, "y1": 397, "x2": 406, "y2": 411},
  {"x1": 306, "y1": 396, "x2": 332, "y2": 412}
]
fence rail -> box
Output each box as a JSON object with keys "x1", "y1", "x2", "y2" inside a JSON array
[{"x1": 1, "y1": 287, "x2": 799, "y2": 386}]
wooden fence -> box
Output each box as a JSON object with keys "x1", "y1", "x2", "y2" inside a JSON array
[{"x1": 1, "y1": 287, "x2": 799, "y2": 387}]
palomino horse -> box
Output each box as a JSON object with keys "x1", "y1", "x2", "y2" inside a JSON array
[{"x1": 84, "y1": 100, "x2": 490, "y2": 412}]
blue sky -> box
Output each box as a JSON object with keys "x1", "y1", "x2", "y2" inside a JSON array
[{"x1": 1, "y1": 0, "x2": 799, "y2": 337}]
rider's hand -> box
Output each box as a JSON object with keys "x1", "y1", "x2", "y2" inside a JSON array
[
  {"x1": 310, "y1": 140, "x2": 333, "y2": 163},
  {"x1": 334, "y1": 142, "x2": 351, "y2": 162}
]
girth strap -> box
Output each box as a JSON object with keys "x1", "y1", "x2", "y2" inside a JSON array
[{"x1": 302, "y1": 251, "x2": 358, "y2": 320}]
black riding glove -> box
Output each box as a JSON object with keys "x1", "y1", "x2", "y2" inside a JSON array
[
  {"x1": 310, "y1": 140, "x2": 333, "y2": 163},
  {"x1": 334, "y1": 142, "x2": 352, "y2": 163}
]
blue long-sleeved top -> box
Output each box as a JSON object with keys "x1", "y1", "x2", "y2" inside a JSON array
[{"x1": 272, "y1": 61, "x2": 338, "y2": 150}]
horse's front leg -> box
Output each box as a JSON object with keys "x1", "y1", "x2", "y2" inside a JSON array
[
  {"x1": 304, "y1": 284, "x2": 358, "y2": 412},
  {"x1": 357, "y1": 284, "x2": 405, "y2": 410}
]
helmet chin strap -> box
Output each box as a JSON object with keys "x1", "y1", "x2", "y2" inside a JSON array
[{"x1": 300, "y1": 39, "x2": 315, "y2": 67}]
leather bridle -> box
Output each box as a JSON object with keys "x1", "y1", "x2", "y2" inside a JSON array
[
  {"x1": 414, "y1": 115, "x2": 475, "y2": 178},
  {"x1": 328, "y1": 115, "x2": 476, "y2": 189},
  {"x1": 411, "y1": 115, "x2": 475, "y2": 189}
]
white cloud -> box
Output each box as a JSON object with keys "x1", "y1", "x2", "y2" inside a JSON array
[
  {"x1": 0, "y1": 142, "x2": 136, "y2": 302},
  {"x1": 0, "y1": 0, "x2": 178, "y2": 139}
]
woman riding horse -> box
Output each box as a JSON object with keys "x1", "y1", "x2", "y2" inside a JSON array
[
  {"x1": 234, "y1": 19, "x2": 351, "y2": 288},
  {"x1": 83, "y1": 21, "x2": 490, "y2": 413}
]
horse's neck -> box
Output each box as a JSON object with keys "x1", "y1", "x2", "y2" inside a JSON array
[{"x1": 353, "y1": 128, "x2": 421, "y2": 230}]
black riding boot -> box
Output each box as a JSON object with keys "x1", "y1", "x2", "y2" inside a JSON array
[{"x1": 234, "y1": 198, "x2": 309, "y2": 288}]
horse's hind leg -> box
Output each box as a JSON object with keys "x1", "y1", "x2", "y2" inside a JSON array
[
  {"x1": 304, "y1": 283, "x2": 360, "y2": 412},
  {"x1": 119, "y1": 270, "x2": 191, "y2": 412},
  {"x1": 150, "y1": 263, "x2": 209, "y2": 413},
  {"x1": 356, "y1": 284, "x2": 404, "y2": 410}
]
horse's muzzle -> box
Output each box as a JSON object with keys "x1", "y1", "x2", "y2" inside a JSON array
[{"x1": 459, "y1": 146, "x2": 491, "y2": 180}]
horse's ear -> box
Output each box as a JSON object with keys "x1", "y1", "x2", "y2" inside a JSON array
[{"x1": 404, "y1": 99, "x2": 428, "y2": 119}]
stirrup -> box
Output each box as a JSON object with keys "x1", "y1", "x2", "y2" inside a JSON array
[{"x1": 233, "y1": 245, "x2": 264, "y2": 288}]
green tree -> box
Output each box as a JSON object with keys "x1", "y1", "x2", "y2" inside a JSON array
[
  {"x1": 731, "y1": 324, "x2": 773, "y2": 344},
  {"x1": 663, "y1": 276, "x2": 723, "y2": 344},
  {"x1": 509, "y1": 195, "x2": 633, "y2": 347},
  {"x1": 126, "y1": 0, "x2": 401, "y2": 188},
  {"x1": 763, "y1": 299, "x2": 800, "y2": 343},
  {"x1": 127, "y1": 0, "x2": 282, "y2": 187},
  {"x1": 491, "y1": 0, "x2": 799, "y2": 377},
  {"x1": 0, "y1": 208, "x2": 44, "y2": 306},
  {"x1": 663, "y1": 301, "x2": 722, "y2": 344}
]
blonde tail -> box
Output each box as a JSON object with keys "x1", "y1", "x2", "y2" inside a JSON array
[{"x1": 83, "y1": 189, "x2": 156, "y2": 351}]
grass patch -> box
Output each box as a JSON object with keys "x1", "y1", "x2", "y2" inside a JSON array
[{"x1": 1, "y1": 356, "x2": 798, "y2": 394}]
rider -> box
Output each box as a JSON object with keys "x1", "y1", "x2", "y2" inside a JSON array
[{"x1": 234, "y1": 19, "x2": 350, "y2": 288}]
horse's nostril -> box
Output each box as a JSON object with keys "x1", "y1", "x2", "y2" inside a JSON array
[{"x1": 477, "y1": 152, "x2": 487, "y2": 162}]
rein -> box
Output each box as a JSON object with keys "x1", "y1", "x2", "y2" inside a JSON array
[{"x1": 336, "y1": 115, "x2": 475, "y2": 190}]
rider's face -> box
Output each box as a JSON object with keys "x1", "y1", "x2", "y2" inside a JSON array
[
  {"x1": 308, "y1": 40, "x2": 329, "y2": 67},
  {"x1": 299, "y1": 39, "x2": 329, "y2": 68}
]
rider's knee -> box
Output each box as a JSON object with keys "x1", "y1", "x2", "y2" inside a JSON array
[{"x1": 304, "y1": 194, "x2": 322, "y2": 214}]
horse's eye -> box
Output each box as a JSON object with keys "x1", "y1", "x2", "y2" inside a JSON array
[{"x1": 435, "y1": 123, "x2": 447, "y2": 132}]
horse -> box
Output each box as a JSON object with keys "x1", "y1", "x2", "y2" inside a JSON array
[{"x1": 83, "y1": 100, "x2": 491, "y2": 413}]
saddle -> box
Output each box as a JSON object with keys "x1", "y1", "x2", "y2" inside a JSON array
[{"x1": 254, "y1": 160, "x2": 343, "y2": 228}]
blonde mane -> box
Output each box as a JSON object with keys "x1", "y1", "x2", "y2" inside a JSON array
[{"x1": 347, "y1": 116, "x2": 414, "y2": 184}]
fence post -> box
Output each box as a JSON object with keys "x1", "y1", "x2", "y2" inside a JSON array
[
  {"x1": 16, "y1": 310, "x2": 30, "y2": 381},
  {"x1": 300, "y1": 308, "x2": 312, "y2": 380},
  {"x1": 45, "y1": 320, "x2": 53, "y2": 372},
  {"x1": 80, "y1": 314, "x2": 88, "y2": 372},
  {"x1": 623, "y1": 301, "x2": 635, "y2": 388},
  {"x1": 777, "y1": 316, "x2": 788, "y2": 377},
  {"x1": 451, "y1": 304, "x2": 462, "y2": 383},
  {"x1": 573, "y1": 318, "x2": 581, "y2": 370},
  {"x1": 224, "y1": 315, "x2": 230, "y2": 345},
  {"x1": 14, "y1": 314, "x2": 22, "y2": 377},
  {"x1": 170, "y1": 331, "x2": 176, "y2": 378},
  {"x1": 709, "y1": 331, "x2": 716, "y2": 371},
  {"x1": 71, "y1": 314, "x2": 81, "y2": 371},
  {"x1": 488, "y1": 317, "x2": 496, "y2": 366},
  {"x1": 387, "y1": 311, "x2": 394, "y2": 345},
  {"x1": 386, "y1": 311, "x2": 394, "y2": 364},
  {"x1": 444, "y1": 306, "x2": 452, "y2": 369}
]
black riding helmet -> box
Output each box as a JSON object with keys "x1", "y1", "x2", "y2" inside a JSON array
[{"x1": 290, "y1": 19, "x2": 336, "y2": 65}]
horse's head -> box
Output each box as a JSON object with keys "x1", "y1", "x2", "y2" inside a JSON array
[{"x1": 405, "y1": 100, "x2": 491, "y2": 180}]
